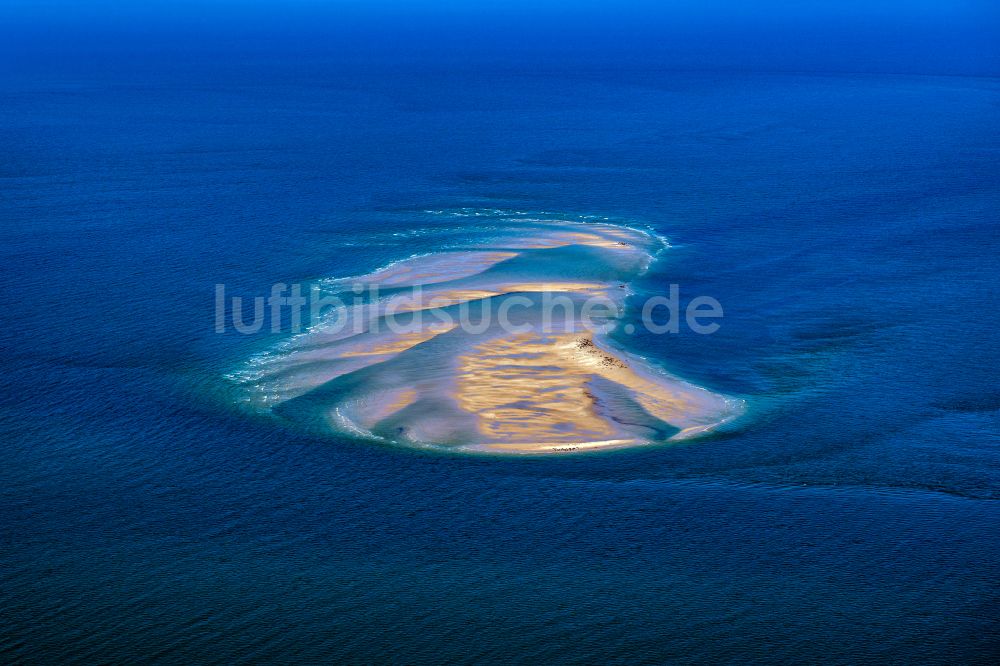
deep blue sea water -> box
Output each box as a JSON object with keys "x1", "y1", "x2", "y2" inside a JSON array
[{"x1": 2, "y1": 6, "x2": 999, "y2": 663}]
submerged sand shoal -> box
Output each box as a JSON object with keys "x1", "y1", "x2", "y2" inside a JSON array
[{"x1": 230, "y1": 217, "x2": 741, "y2": 453}]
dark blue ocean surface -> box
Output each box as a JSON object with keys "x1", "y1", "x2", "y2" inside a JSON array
[{"x1": 2, "y1": 6, "x2": 999, "y2": 663}]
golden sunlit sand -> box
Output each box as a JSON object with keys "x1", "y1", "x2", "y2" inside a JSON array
[{"x1": 452, "y1": 332, "x2": 732, "y2": 453}]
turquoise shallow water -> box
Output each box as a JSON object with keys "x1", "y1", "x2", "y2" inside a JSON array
[{"x1": 2, "y1": 11, "x2": 999, "y2": 663}]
